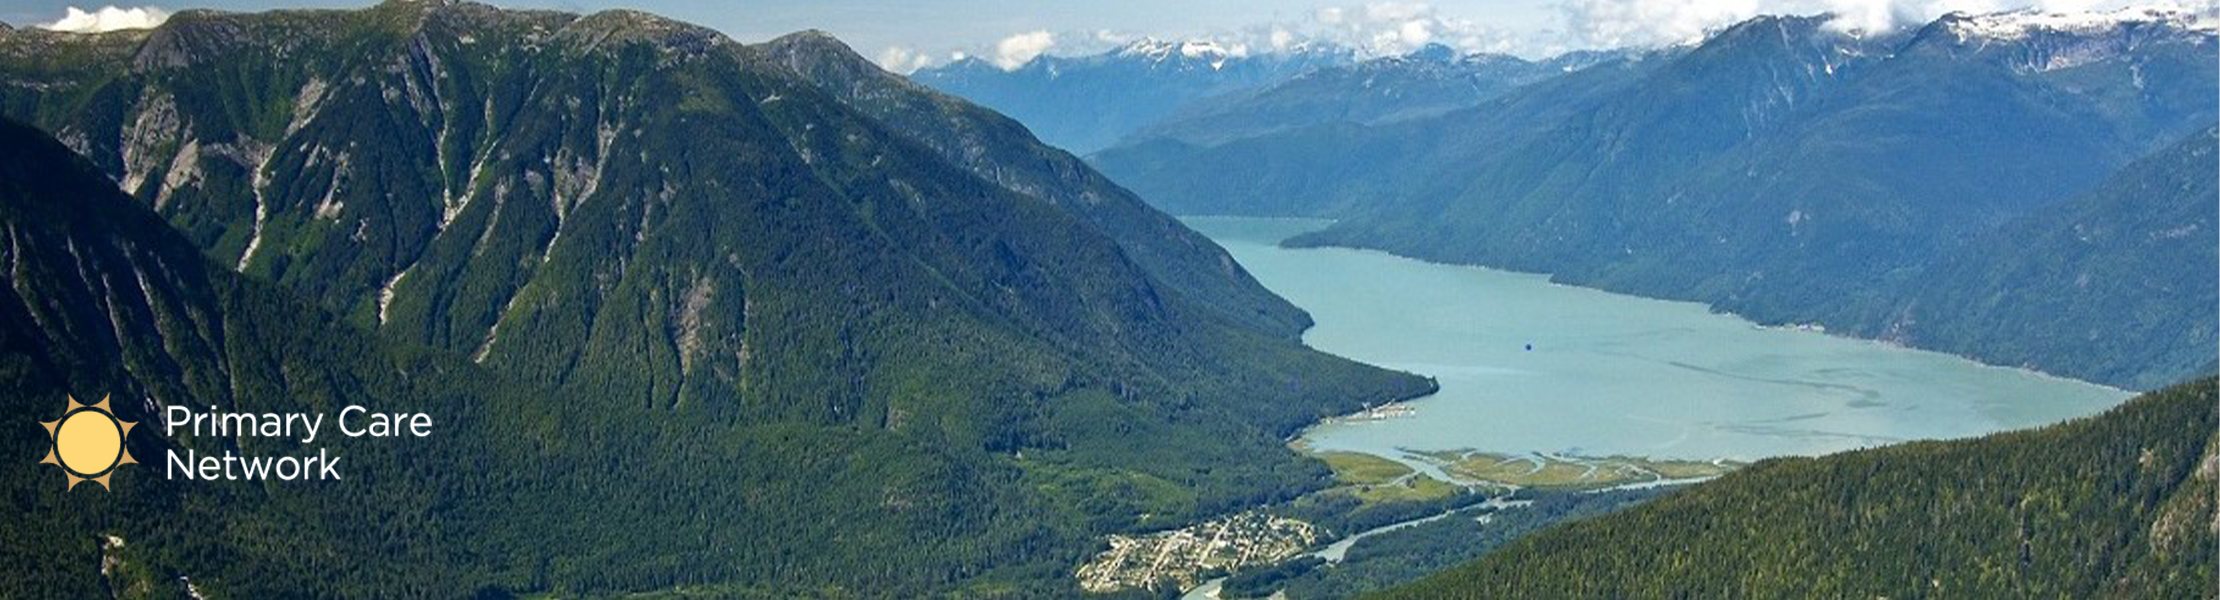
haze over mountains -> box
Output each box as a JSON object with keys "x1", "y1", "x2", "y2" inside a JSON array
[
  {"x1": 0, "y1": 1, "x2": 1430, "y2": 595},
  {"x1": 1078, "y1": 6, "x2": 2220, "y2": 390},
  {"x1": 913, "y1": 38, "x2": 1357, "y2": 153},
  {"x1": 1127, "y1": 45, "x2": 1631, "y2": 149}
]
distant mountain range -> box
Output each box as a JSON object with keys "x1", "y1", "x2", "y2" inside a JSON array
[
  {"x1": 1129, "y1": 45, "x2": 1633, "y2": 148},
  {"x1": 1376, "y1": 377, "x2": 2217, "y2": 598},
  {"x1": 1091, "y1": 7, "x2": 2219, "y2": 390},
  {"x1": 0, "y1": 2, "x2": 1429, "y2": 596},
  {"x1": 913, "y1": 38, "x2": 1357, "y2": 153},
  {"x1": 911, "y1": 40, "x2": 1637, "y2": 155}
]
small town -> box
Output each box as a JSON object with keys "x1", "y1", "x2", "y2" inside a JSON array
[{"x1": 1075, "y1": 512, "x2": 1319, "y2": 593}]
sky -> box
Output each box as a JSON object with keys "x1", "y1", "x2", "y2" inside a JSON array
[{"x1": 5, "y1": 0, "x2": 2200, "y2": 71}]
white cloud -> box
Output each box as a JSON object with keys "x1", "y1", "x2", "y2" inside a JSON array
[
  {"x1": 40, "y1": 5, "x2": 170, "y2": 33},
  {"x1": 966, "y1": 2, "x2": 1539, "y2": 64},
  {"x1": 911, "y1": 0, "x2": 2198, "y2": 71},
  {"x1": 1300, "y1": 2, "x2": 1502, "y2": 55},
  {"x1": 991, "y1": 30, "x2": 1056, "y2": 70},
  {"x1": 1815, "y1": 0, "x2": 2020, "y2": 32},
  {"x1": 875, "y1": 46, "x2": 937, "y2": 74},
  {"x1": 1558, "y1": 0, "x2": 1764, "y2": 48}
]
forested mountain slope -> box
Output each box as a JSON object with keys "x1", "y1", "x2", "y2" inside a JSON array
[
  {"x1": 1875, "y1": 127, "x2": 2218, "y2": 390},
  {"x1": 754, "y1": 30, "x2": 1310, "y2": 337},
  {"x1": 1375, "y1": 378, "x2": 2218, "y2": 599},
  {"x1": 0, "y1": 112, "x2": 1126, "y2": 597},
  {"x1": 0, "y1": 115, "x2": 543, "y2": 597},
  {"x1": 1089, "y1": 51, "x2": 1662, "y2": 218},
  {"x1": 0, "y1": 1, "x2": 1431, "y2": 595}
]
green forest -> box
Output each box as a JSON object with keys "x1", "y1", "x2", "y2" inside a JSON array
[{"x1": 1374, "y1": 380, "x2": 2217, "y2": 599}]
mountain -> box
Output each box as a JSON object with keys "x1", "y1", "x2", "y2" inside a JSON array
[
  {"x1": 911, "y1": 38, "x2": 1354, "y2": 153},
  {"x1": 0, "y1": 2, "x2": 1431, "y2": 595},
  {"x1": 1880, "y1": 127, "x2": 2218, "y2": 390},
  {"x1": 1089, "y1": 50, "x2": 1664, "y2": 218},
  {"x1": 0, "y1": 115, "x2": 544, "y2": 597},
  {"x1": 1122, "y1": 45, "x2": 1618, "y2": 148},
  {"x1": 1093, "y1": 8, "x2": 2219, "y2": 389},
  {"x1": 753, "y1": 30, "x2": 1310, "y2": 337},
  {"x1": 1373, "y1": 378, "x2": 2217, "y2": 598}
]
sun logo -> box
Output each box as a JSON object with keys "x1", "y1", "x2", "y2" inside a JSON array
[{"x1": 38, "y1": 395, "x2": 137, "y2": 491}]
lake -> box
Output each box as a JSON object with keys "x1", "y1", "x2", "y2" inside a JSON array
[{"x1": 1189, "y1": 217, "x2": 2132, "y2": 464}]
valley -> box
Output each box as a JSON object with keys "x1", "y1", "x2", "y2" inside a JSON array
[
  {"x1": 1, "y1": 1, "x2": 2211, "y2": 598},
  {"x1": 1071, "y1": 215, "x2": 2141, "y2": 598}
]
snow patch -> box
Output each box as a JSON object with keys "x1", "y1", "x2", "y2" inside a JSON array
[{"x1": 1945, "y1": 6, "x2": 2214, "y2": 42}]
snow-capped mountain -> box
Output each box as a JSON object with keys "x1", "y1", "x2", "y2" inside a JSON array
[
  {"x1": 1915, "y1": 5, "x2": 2216, "y2": 70},
  {"x1": 1118, "y1": 43, "x2": 1629, "y2": 147},
  {"x1": 910, "y1": 39, "x2": 1355, "y2": 152},
  {"x1": 1935, "y1": 5, "x2": 2215, "y2": 41}
]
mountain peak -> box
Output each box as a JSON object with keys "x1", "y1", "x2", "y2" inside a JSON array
[
  {"x1": 1938, "y1": 5, "x2": 2216, "y2": 41},
  {"x1": 764, "y1": 28, "x2": 859, "y2": 58},
  {"x1": 1900, "y1": 5, "x2": 2218, "y2": 71},
  {"x1": 1113, "y1": 37, "x2": 1252, "y2": 64},
  {"x1": 1407, "y1": 43, "x2": 1456, "y2": 62},
  {"x1": 557, "y1": 8, "x2": 730, "y2": 51},
  {"x1": 781, "y1": 28, "x2": 839, "y2": 42},
  {"x1": 758, "y1": 28, "x2": 908, "y2": 86}
]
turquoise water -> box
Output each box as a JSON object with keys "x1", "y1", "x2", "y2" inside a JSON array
[{"x1": 1190, "y1": 217, "x2": 2132, "y2": 462}]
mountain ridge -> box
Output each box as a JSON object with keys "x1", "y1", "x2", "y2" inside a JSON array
[
  {"x1": 912, "y1": 38, "x2": 1355, "y2": 152},
  {"x1": 1116, "y1": 43, "x2": 1622, "y2": 148}
]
